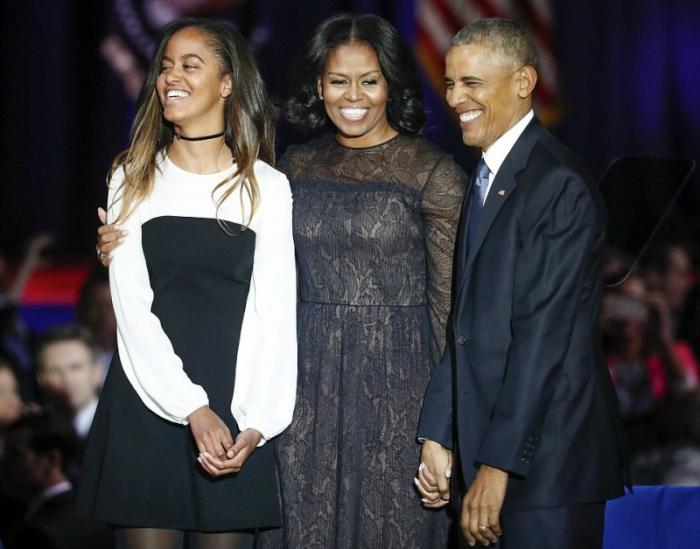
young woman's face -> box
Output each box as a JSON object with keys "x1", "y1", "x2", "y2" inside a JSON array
[
  {"x1": 156, "y1": 27, "x2": 232, "y2": 133},
  {"x1": 317, "y1": 42, "x2": 397, "y2": 148}
]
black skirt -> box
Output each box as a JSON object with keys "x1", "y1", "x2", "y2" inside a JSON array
[{"x1": 76, "y1": 217, "x2": 280, "y2": 531}]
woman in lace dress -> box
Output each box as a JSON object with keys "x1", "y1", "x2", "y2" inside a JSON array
[
  {"x1": 259, "y1": 14, "x2": 466, "y2": 549},
  {"x1": 97, "y1": 14, "x2": 466, "y2": 548}
]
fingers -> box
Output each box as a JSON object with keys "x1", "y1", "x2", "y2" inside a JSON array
[
  {"x1": 468, "y1": 501, "x2": 489, "y2": 546},
  {"x1": 98, "y1": 229, "x2": 127, "y2": 248},
  {"x1": 216, "y1": 427, "x2": 234, "y2": 459},
  {"x1": 197, "y1": 454, "x2": 222, "y2": 476},
  {"x1": 96, "y1": 217, "x2": 127, "y2": 267},
  {"x1": 206, "y1": 426, "x2": 233, "y2": 459},
  {"x1": 228, "y1": 431, "x2": 256, "y2": 468},
  {"x1": 461, "y1": 499, "x2": 476, "y2": 546},
  {"x1": 461, "y1": 498, "x2": 500, "y2": 547},
  {"x1": 198, "y1": 452, "x2": 240, "y2": 476},
  {"x1": 415, "y1": 464, "x2": 448, "y2": 508},
  {"x1": 436, "y1": 464, "x2": 451, "y2": 500},
  {"x1": 197, "y1": 430, "x2": 259, "y2": 477},
  {"x1": 413, "y1": 476, "x2": 442, "y2": 506},
  {"x1": 97, "y1": 207, "x2": 107, "y2": 224},
  {"x1": 478, "y1": 504, "x2": 499, "y2": 545}
]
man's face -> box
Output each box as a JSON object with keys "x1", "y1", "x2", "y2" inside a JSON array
[
  {"x1": 1, "y1": 429, "x2": 44, "y2": 500},
  {"x1": 444, "y1": 43, "x2": 532, "y2": 151},
  {"x1": 38, "y1": 340, "x2": 100, "y2": 412}
]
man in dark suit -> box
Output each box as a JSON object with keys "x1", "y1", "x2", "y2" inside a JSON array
[
  {"x1": 3, "y1": 412, "x2": 114, "y2": 549},
  {"x1": 415, "y1": 19, "x2": 627, "y2": 548}
]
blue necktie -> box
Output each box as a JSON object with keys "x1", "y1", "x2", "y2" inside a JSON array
[{"x1": 467, "y1": 158, "x2": 490, "y2": 248}]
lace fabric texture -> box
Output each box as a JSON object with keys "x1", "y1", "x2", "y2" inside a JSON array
[{"x1": 259, "y1": 134, "x2": 466, "y2": 548}]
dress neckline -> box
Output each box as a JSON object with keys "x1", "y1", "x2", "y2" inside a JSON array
[
  {"x1": 163, "y1": 153, "x2": 237, "y2": 177},
  {"x1": 331, "y1": 132, "x2": 402, "y2": 152}
]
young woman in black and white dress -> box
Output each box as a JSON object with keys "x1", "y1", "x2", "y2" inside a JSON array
[{"x1": 77, "y1": 18, "x2": 297, "y2": 549}]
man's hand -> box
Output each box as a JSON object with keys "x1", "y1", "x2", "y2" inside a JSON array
[
  {"x1": 415, "y1": 439, "x2": 452, "y2": 508},
  {"x1": 461, "y1": 464, "x2": 508, "y2": 546},
  {"x1": 198, "y1": 429, "x2": 262, "y2": 476}
]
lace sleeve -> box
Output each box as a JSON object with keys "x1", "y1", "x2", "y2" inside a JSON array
[{"x1": 422, "y1": 156, "x2": 467, "y2": 354}]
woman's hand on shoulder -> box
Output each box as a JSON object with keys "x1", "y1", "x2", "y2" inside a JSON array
[
  {"x1": 197, "y1": 428, "x2": 262, "y2": 477},
  {"x1": 96, "y1": 207, "x2": 127, "y2": 267}
]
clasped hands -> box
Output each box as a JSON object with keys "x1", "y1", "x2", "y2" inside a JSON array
[
  {"x1": 188, "y1": 405, "x2": 261, "y2": 477},
  {"x1": 416, "y1": 440, "x2": 507, "y2": 547}
]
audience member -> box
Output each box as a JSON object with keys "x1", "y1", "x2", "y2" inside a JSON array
[
  {"x1": 602, "y1": 266, "x2": 700, "y2": 477},
  {"x1": 1, "y1": 411, "x2": 113, "y2": 549},
  {"x1": 644, "y1": 240, "x2": 697, "y2": 337},
  {"x1": 76, "y1": 269, "x2": 115, "y2": 383},
  {"x1": 36, "y1": 327, "x2": 101, "y2": 440},
  {"x1": 0, "y1": 360, "x2": 23, "y2": 457},
  {"x1": 0, "y1": 361, "x2": 22, "y2": 428},
  {"x1": 0, "y1": 235, "x2": 53, "y2": 399}
]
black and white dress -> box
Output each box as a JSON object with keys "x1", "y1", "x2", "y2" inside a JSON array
[{"x1": 76, "y1": 154, "x2": 297, "y2": 531}]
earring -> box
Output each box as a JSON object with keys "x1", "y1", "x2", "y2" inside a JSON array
[{"x1": 318, "y1": 93, "x2": 324, "y2": 100}]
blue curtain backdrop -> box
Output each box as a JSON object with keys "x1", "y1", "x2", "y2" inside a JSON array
[{"x1": 1, "y1": 0, "x2": 699, "y2": 256}]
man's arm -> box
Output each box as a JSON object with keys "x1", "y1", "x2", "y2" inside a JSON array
[
  {"x1": 461, "y1": 170, "x2": 600, "y2": 546},
  {"x1": 477, "y1": 170, "x2": 600, "y2": 476},
  {"x1": 417, "y1": 332, "x2": 455, "y2": 449},
  {"x1": 416, "y1": 329, "x2": 456, "y2": 506}
]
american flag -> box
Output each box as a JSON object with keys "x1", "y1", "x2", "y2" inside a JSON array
[{"x1": 415, "y1": 0, "x2": 560, "y2": 126}]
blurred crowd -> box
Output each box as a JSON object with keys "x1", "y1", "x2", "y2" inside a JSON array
[
  {"x1": 1, "y1": 233, "x2": 700, "y2": 547},
  {"x1": 0, "y1": 236, "x2": 114, "y2": 549},
  {"x1": 602, "y1": 239, "x2": 700, "y2": 485}
]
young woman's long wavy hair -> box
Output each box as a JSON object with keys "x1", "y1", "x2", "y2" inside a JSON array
[{"x1": 109, "y1": 18, "x2": 275, "y2": 228}]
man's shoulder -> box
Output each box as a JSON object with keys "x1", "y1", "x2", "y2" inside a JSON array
[
  {"x1": 514, "y1": 129, "x2": 604, "y2": 224},
  {"x1": 526, "y1": 128, "x2": 593, "y2": 186}
]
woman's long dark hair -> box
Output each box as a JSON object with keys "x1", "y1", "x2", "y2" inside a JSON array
[
  {"x1": 286, "y1": 14, "x2": 426, "y2": 136},
  {"x1": 110, "y1": 18, "x2": 275, "y2": 227}
]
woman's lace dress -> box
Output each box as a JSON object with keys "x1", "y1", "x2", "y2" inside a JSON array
[{"x1": 259, "y1": 133, "x2": 466, "y2": 548}]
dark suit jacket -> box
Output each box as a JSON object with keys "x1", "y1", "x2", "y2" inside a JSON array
[
  {"x1": 16, "y1": 489, "x2": 114, "y2": 549},
  {"x1": 418, "y1": 118, "x2": 628, "y2": 513}
]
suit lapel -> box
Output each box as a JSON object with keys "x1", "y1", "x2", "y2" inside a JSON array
[
  {"x1": 454, "y1": 178, "x2": 475, "y2": 284},
  {"x1": 456, "y1": 118, "x2": 544, "y2": 298}
]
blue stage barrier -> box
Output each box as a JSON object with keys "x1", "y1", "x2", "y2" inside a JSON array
[{"x1": 604, "y1": 486, "x2": 700, "y2": 548}]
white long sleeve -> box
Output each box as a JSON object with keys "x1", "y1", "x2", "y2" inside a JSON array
[
  {"x1": 106, "y1": 157, "x2": 297, "y2": 436},
  {"x1": 107, "y1": 169, "x2": 209, "y2": 424},
  {"x1": 232, "y1": 177, "x2": 297, "y2": 443}
]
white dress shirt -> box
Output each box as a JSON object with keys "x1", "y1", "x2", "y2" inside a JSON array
[
  {"x1": 480, "y1": 109, "x2": 535, "y2": 203},
  {"x1": 73, "y1": 397, "x2": 98, "y2": 439}
]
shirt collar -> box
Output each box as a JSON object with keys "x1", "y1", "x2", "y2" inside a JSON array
[
  {"x1": 74, "y1": 397, "x2": 98, "y2": 438},
  {"x1": 482, "y1": 110, "x2": 534, "y2": 177},
  {"x1": 42, "y1": 480, "x2": 73, "y2": 501}
]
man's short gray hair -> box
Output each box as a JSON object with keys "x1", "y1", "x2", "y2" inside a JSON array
[{"x1": 452, "y1": 18, "x2": 539, "y2": 72}]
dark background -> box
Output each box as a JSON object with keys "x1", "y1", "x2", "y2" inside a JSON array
[{"x1": 2, "y1": 0, "x2": 699, "y2": 257}]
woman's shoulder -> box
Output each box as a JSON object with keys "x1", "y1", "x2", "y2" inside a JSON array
[
  {"x1": 277, "y1": 134, "x2": 336, "y2": 175},
  {"x1": 282, "y1": 133, "x2": 335, "y2": 158},
  {"x1": 253, "y1": 159, "x2": 292, "y2": 199},
  {"x1": 395, "y1": 135, "x2": 458, "y2": 165}
]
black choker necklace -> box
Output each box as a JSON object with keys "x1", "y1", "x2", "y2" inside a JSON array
[{"x1": 174, "y1": 130, "x2": 225, "y2": 142}]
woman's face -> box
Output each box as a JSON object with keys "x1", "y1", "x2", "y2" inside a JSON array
[
  {"x1": 156, "y1": 27, "x2": 232, "y2": 134},
  {"x1": 0, "y1": 368, "x2": 22, "y2": 426},
  {"x1": 317, "y1": 42, "x2": 397, "y2": 148}
]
